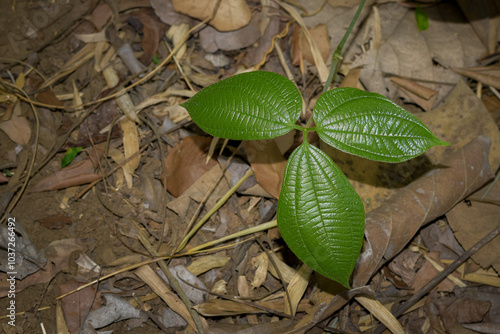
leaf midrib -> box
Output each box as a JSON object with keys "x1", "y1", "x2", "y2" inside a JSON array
[{"x1": 309, "y1": 147, "x2": 357, "y2": 270}]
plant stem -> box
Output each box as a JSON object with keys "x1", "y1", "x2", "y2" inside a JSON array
[{"x1": 322, "y1": 0, "x2": 367, "y2": 93}]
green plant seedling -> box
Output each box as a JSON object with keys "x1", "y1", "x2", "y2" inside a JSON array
[
  {"x1": 415, "y1": 5, "x2": 429, "y2": 31},
  {"x1": 61, "y1": 147, "x2": 83, "y2": 168},
  {"x1": 181, "y1": 71, "x2": 448, "y2": 288}
]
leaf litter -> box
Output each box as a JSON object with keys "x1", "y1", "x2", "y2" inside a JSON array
[{"x1": 0, "y1": 0, "x2": 499, "y2": 333}]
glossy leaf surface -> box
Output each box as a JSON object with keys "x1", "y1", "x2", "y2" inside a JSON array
[
  {"x1": 314, "y1": 88, "x2": 448, "y2": 163},
  {"x1": 277, "y1": 142, "x2": 365, "y2": 288},
  {"x1": 181, "y1": 71, "x2": 302, "y2": 140}
]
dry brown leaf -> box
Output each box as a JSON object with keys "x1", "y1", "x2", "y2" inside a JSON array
[
  {"x1": 164, "y1": 135, "x2": 218, "y2": 197},
  {"x1": 238, "y1": 276, "x2": 258, "y2": 324},
  {"x1": 391, "y1": 76, "x2": 438, "y2": 111},
  {"x1": 417, "y1": 81, "x2": 500, "y2": 171},
  {"x1": 410, "y1": 252, "x2": 458, "y2": 293},
  {"x1": 120, "y1": 118, "x2": 140, "y2": 189},
  {"x1": 399, "y1": 86, "x2": 437, "y2": 112},
  {"x1": 451, "y1": 65, "x2": 500, "y2": 90},
  {"x1": 0, "y1": 102, "x2": 31, "y2": 145},
  {"x1": 199, "y1": 12, "x2": 261, "y2": 52},
  {"x1": 193, "y1": 298, "x2": 310, "y2": 316},
  {"x1": 0, "y1": 239, "x2": 86, "y2": 297},
  {"x1": 284, "y1": 264, "x2": 312, "y2": 316},
  {"x1": 31, "y1": 148, "x2": 103, "y2": 192},
  {"x1": 390, "y1": 77, "x2": 438, "y2": 100},
  {"x1": 340, "y1": 67, "x2": 363, "y2": 89},
  {"x1": 186, "y1": 255, "x2": 230, "y2": 276},
  {"x1": 36, "y1": 88, "x2": 65, "y2": 106},
  {"x1": 353, "y1": 135, "x2": 494, "y2": 287},
  {"x1": 250, "y1": 252, "x2": 269, "y2": 289},
  {"x1": 166, "y1": 164, "x2": 231, "y2": 218},
  {"x1": 135, "y1": 265, "x2": 202, "y2": 331},
  {"x1": 456, "y1": 0, "x2": 500, "y2": 54},
  {"x1": 88, "y1": 2, "x2": 112, "y2": 30},
  {"x1": 279, "y1": 1, "x2": 328, "y2": 83},
  {"x1": 267, "y1": 252, "x2": 297, "y2": 284},
  {"x1": 73, "y1": 99, "x2": 122, "y2": 147},
  {"x1": 388, "y1": 249, "x2": 422, "y2": 287},
  {"x1": 36, "y1": 214, "x2": 72, "y2": 229},
  {"x1": 172, "y1": 0, "x2": 251, "y2": 32},
  {"x1": 242, "y1": 1, "x2": 281, "y2": 67},
  {"x1": 128, "y1": 8, "x2": 166, "y2": 65},
  {"x1": 346, "y1": 1, "x2": 486, "y2": 103},
  {"x1": 151, "y1": 0, "x2": 194, "y2": 26},
  {"x1": 60, "y1": 279, "x2": 101, "y2": 333},
  {"x1": 436, "y1": 297, "x2": 491, "y2": 332},
  {"x1": 447, "y1": 200, "x2": 500, "y2": 272},
  {"x1": 420, "y1": 222, "x2": 464, "y2": 261},
  {"x1": 292, "y1": 24, "x2": 330, "y2": 66},
  {"x1": 245, "y1": 140, "x2": 287, "y2": 199},
  {"x1": 31, "y1": 159, "x2": 100, "y2": 192}
]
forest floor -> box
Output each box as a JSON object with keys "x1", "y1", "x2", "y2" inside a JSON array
[{"x1": 0, "y1": 0, "x2": 499, "y2": 333}]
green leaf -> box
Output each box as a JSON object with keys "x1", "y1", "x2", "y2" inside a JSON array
[
  {"x1": 415, "y1": 5, "x2": 429, "y2": 31},
  {"x1": 153, "y1": 54, "x2": 160, "y2": 64},
  {"x1": 277, "y1": 142, "x2": 365, "y2": 288},
  {"x1": 314, "y1": 88, "x2": 448, "y2": 163},
  {"x1": 181, "y1": 71, "x2": 302, "y2": 140},
  {"x1": 61, "y1": 147, "x2": 83, "y2": 168}
]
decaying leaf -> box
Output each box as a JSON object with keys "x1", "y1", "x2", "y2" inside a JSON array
[
  {"x1": 120, "y1": 118, "x2": 140, "y2": 189},
  {"x1": 193, "y1": 298, "x2": 310, "y2": 316},
  {"x1": 250, "y1": 252, "x2": 269, "y2": 289},
  {"x1": 390, "y1": 76, "x2": 437, "y2": 112},
  {"x1": 0, "y1": 102, "x2": 31, "y2": 145},
  {"x1": 186, "y1": 255, "x2": 230, "y2": 276},
  {"x1": 36, "y1": 214, "x2": 72, "y2": 229},
  {"x1": 456, "y1": 0, "x2": 500, "y2": 54},
  {"x1": 199, "y1": 12, "x2": 261, "y2": 52},
  {"x1": 452, "y1": 64, "x2": 500, "y2": 90},
  {"x1": 31, "y1": 149, "x2": 103, "y2": 192},
  {"x1": 435, "y1": 297, "x2": 491, "y2": 332},
  {"x1": 244, "y1": 140, "x2": 287, "y2": 199},
  {"x1": 410, "y1": 251, "x2": 458, "y2": 293},
  {"x1": 36, "y1": 88, "x2": 65, "y2": 106},
  {"x1": 353, "y1": 135, "x2": 494, "y2": 287},
  {"x1": 60, "y1": 279, "x2": 102, "y2": 333},
  {"x1": 292, "y1": 24, "x2": 330, "y2": 66},
  {"x1": 284, "y1": 264, "x2": 312, "y2": 316},
  {"x1": 164, "y1": 135, "x2": 218, "y2": 197},
  {"x1": 74, "y1": 99, "x2": 122, "y2": 147},
  {"x1": 447, "y1": 199, "x2": 500, "y2": 272},
  {"x1": 0, "y1": 222, "x2": 47, "y2": 279},
  {"x1": 0, "y1": 239, "x2": 86, "y2": 297},
  {"x1": 167, "y1": 164, "x2": 231, "y2": 219},
  {"x1": 127, "y1": 8, "x2": 166, "y2": 65},
  {"x1": 172, "y1": 0, "x2": 251, "y2": 32},
  {"x1": 135, "y1": 265, "x2": 202, "y2": 330},
  {"x1": 346, "y1": 1, "x2": 486, "y2": 104}
]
